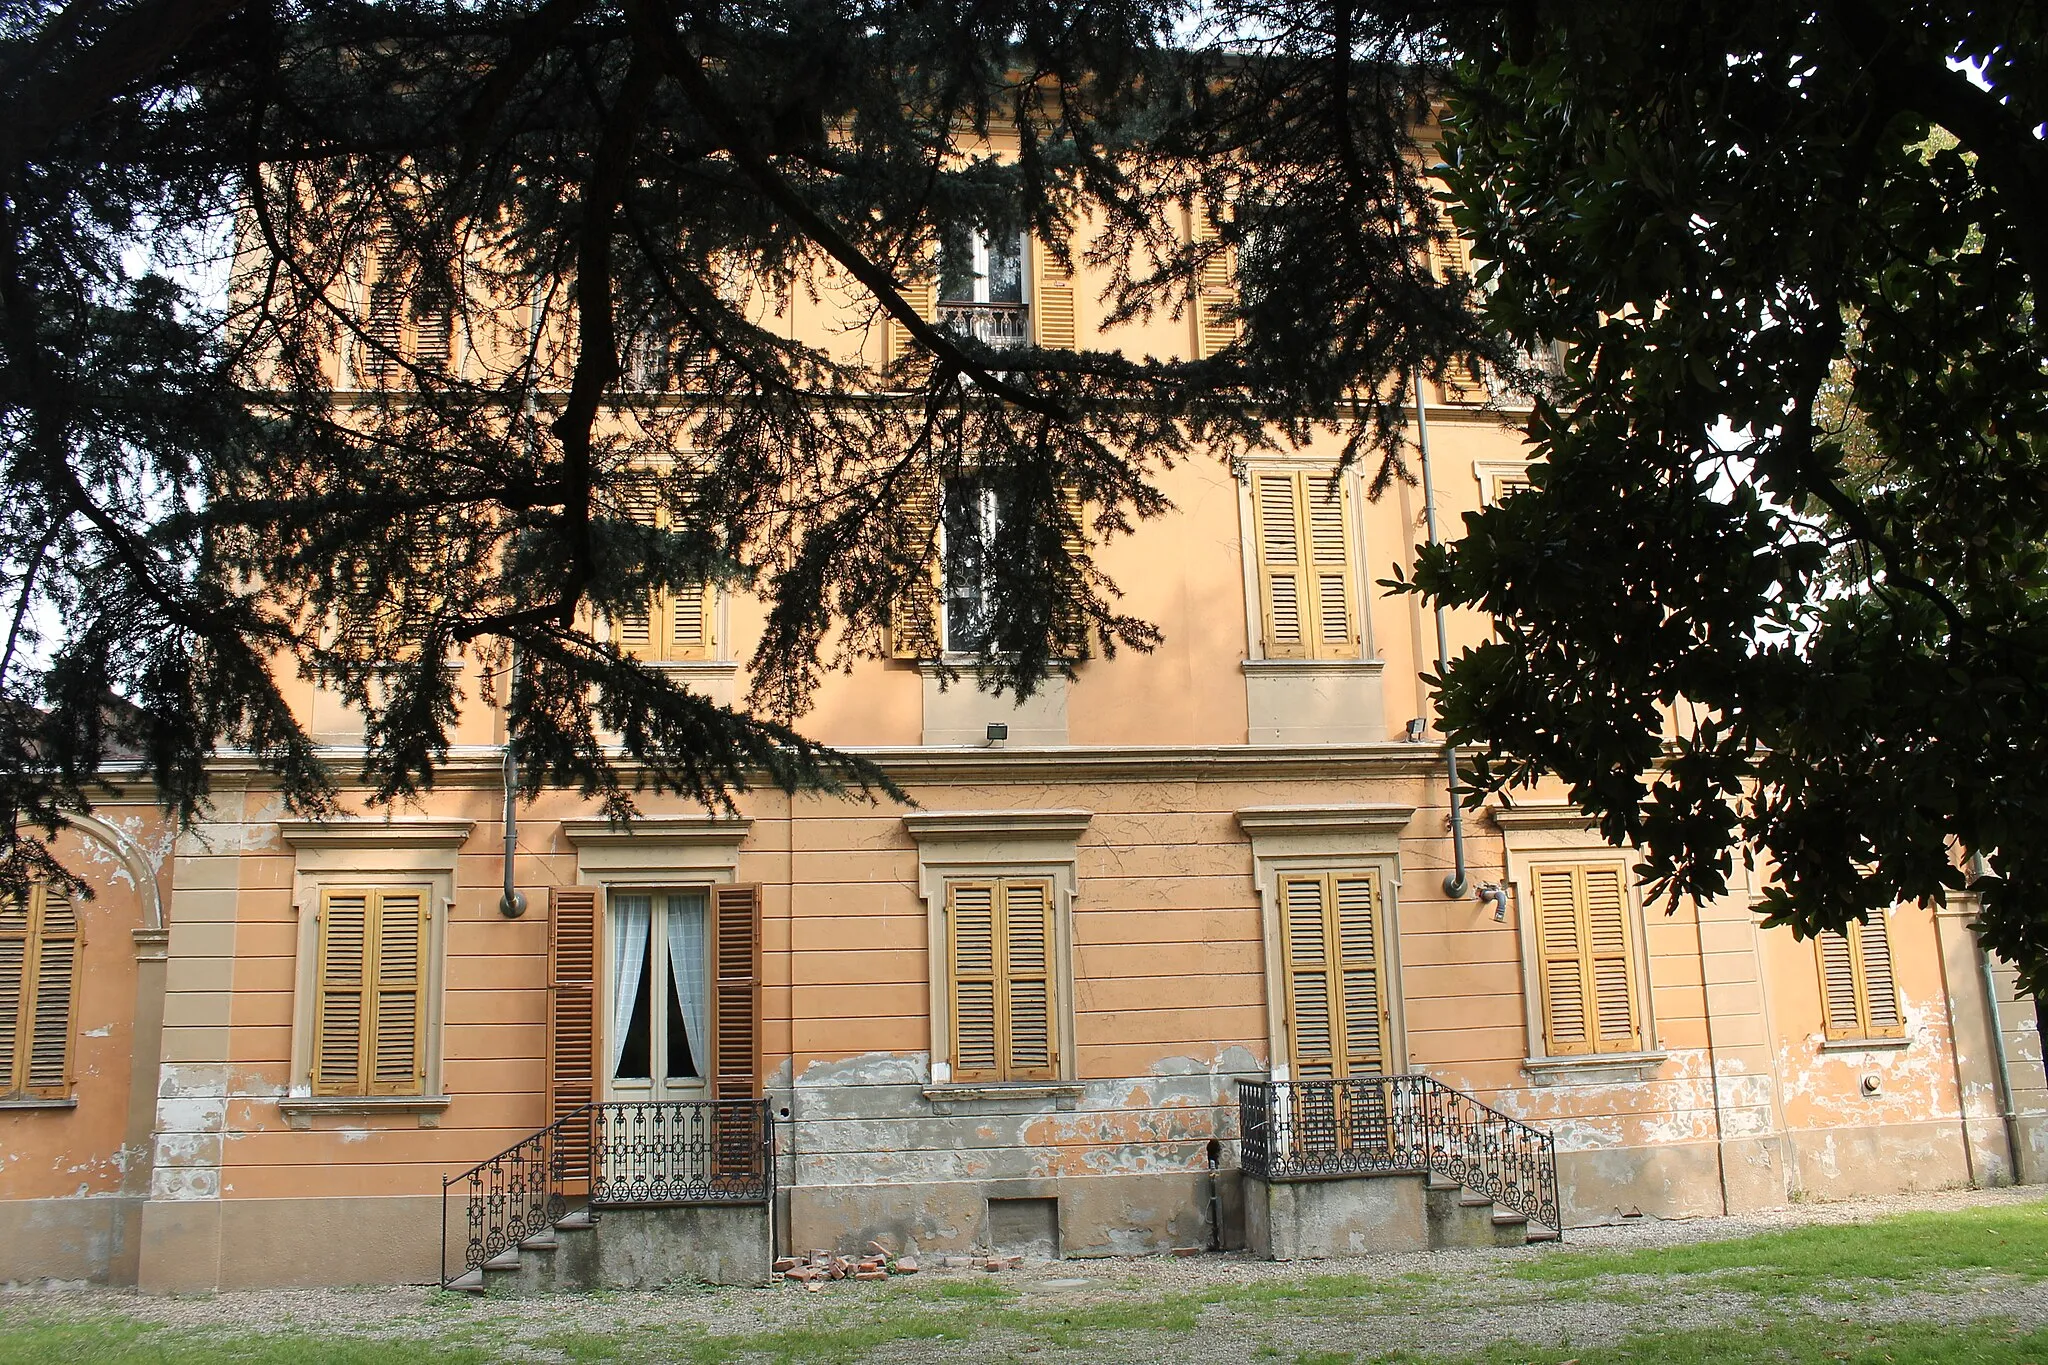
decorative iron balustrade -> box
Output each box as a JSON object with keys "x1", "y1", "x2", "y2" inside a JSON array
[
  {"x1": 938, "y1": 301, "x2": 1030, "y2": 347},
  {"x1": 1238, "y1": 1076, "x2": 1560, "y2": 1235},
  {"x1": 441, "y1": 1098, "x2": 773, "y2": 1287}
]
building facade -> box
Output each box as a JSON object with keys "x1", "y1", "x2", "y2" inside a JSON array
[{"x1": 4, "y1": 188, "x2": 2045, "y2": 1290}]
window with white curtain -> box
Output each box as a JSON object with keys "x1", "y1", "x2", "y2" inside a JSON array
[{"x1": 607, "y1": 889, "x2": 711, "y2": 1098}]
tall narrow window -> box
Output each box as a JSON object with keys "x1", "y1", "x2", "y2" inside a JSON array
[
  {"x1": 612, "y1": 484, "x2": 717, "y2": 662},
  {"x1": 0, "y1": 883, "x2": 79, "y2": 1100},
  {"x1": 606, "y1": 890, "x2": 711, "y2": 1100},
  {"x1": 946, "y1": 878, "x2": 1057, "y2": 1082},
  {"x1": 310, "y1": 887, "x2": 430, "y2": 1096},
  {"x1": 1278, "y1": 871, "x2": 1386, "y2": 1080},
  {"x1": 1250, "y1": 469, "x2": 1361, "y2": 661},
  {"x1": 941, "y1": 475, "x2": 1012, "y2": 654},
  {"x1": 937, "y1": 227, "x2": 1028, "y2": 347},
  {"x1": 1817, "y1": 915, "x2": 1905, "y2": 1042},
  {"x1": 1529, "y1": 863, "x2": 1644, "y2": 1057}
]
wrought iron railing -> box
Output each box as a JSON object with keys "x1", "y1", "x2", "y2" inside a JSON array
[
  {"x1": 938, "y1": 301, "x2": 1029, "y2": 347},
  {"x1": 441, "y1": 1098, "x2": 774, "y2": 1287},
  {"x1": 1238, "y1": 1076, "x2": 1560, "y2": 1234}
]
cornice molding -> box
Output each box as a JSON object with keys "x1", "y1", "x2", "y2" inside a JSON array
[
  {"x1": 1235, "y1": 803, "x2": 1416, "y2": 839},
  {"x1": 276, "y1": 817, "x2": 475, "y2": 850},
  {"x1": 560, "y1": 815, "x2": 753, "y2": 847},
  {"x1": 1490, "y1": 803, "x2": 1599, "y2": 833},
  {"x1": 902, "y1": 809, "x2": 1093, "y2": 844}
]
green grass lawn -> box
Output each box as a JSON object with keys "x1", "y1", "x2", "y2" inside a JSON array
[{"x1": 5, "y1": 1199, "x2": 2046, "y2": 1364}]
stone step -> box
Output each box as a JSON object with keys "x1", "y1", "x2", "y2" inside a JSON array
[
  {"x1": 445, "y1": 1269, "x2": 486, "y2": 1293},
  {"x1": 482, "y1": 1247, "x2": 522, "y2": 1271},
  {"x1": 1526, "y1": 1227, "x2": 1562, "y2": 1243},
  {"x1": 1458, "y1": 1194, "x2": 1494, "y2": 1209},
  {"x1": 554, "y1": 1210, "x2": 595, "y2": 1231},
  {"x1": 519, "y1": 1228, "x2": 558, "y2": 1252},
  {"x1": 1491, "y1": 1211, "x2": 1528, "y2": 1228}
]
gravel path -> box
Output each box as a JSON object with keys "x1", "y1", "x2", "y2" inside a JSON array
[{"x1": 5, "y1": 1183, "x2": 2044, "y2": 1362}]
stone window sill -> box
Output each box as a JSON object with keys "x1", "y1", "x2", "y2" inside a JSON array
[
  {"x1": 922, "y1": 1082, "x2": 1084, "y2": 1114},
  {"x1": 638, "y1": 660, "x2": 737, "y2": 674},
  {"x1": 278, "y1": 1094, "x2": 451, "y2": 1129},
  {"x1": 1239, "y1": 658, "x2": 1385, "y2": 675},
  {"x1": 1521, "y1": 1051, "x2": 1667, "y2": 1086},
  {"x1": 1820, "y1": 1036, "x2": 1911, "y2": 1054},
  {"x1": 0, "y1": 1097, "x2": 77, "y2": 1110}
]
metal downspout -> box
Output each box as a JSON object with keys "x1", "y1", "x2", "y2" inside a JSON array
[
  {"x1": 1972, "y1": 853, "x2": 2021, "y2": 1180},
  {"x1": 498, "y1": 285, "x2": 548, "y2": 922},
  {"x1": 1414, "y1": 376, "x2": 1470, "y2": 899}
]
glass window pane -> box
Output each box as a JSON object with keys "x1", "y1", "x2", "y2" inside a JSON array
[
  {"x1": 938, "y1": 224, "x2": 978, "y2": 303},
  {"x1": 986, "y1": 232, "x2": 1024, "y2": 304},
  {"x1": 613, "y1": 915, "x2": 653, "y2": 1082}
]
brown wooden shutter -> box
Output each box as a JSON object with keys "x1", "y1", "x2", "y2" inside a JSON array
[
  {"x1": 947, "y1": 881, "x2": 1000, "y2": 1081},
  {"x1": 1031, "y1": 238, "x2": 1077, "y2": 350},
  {"x1": 1280, "y1": 874, "x2": 1337, "y2": 1078},
  {"x1": 0, "y1": 890, "x2": 25, "y2": 1093},
  {"x1": 368, "y1": 889, "x2": 428, "y2": 1096},
  {"x1": 710, "y1": 883, "x2": 761, "y2": 1100},
  {"x1": 1001, "y1": 880, "x2": 1057, "y2": 1079},
  {"x1": 1333, "y1": 874, "x2": 1386, "y2": 1077},
  {"x1": 1304, "y1": 477, "x2": 1361, "y2": 659},
  {"x1": 886, "y1": 467, "x2": 942, "y2": 658},
  {"x1": 1581, "y1": 866, "x2": 1642, "y2": 1052},
  {"x1": 363, "y1": 239, "x2": 404, "y2": 382},
  {"x1": 1532, "y1": 867, "x2": 1593, "y2": 1056},
  {"x1": 548, "y1": 887, "x2": 602, "y2": 1123},
  {"x1": 1191, "y1": 203, "x2": 1238, "y2": 358},
  {"x1": 1857, "y1": 914, "x2": 1904, "y2": 1038},
  {"x1": 22, "y1": 885, "x2": 78, "y2": 1100},
  {"x1": 1253, "y1": 471, "x2": 1310, "y2": 659},
  {"x1": 311, "y1": 889, "x2": 370, "y2": 1095}
]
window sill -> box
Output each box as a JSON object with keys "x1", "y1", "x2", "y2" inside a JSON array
[
  {"x1": 1521, "y1": 1052, "x2": 1667, "y2": 1086},
  {"x1": 922, "y1": 1082, "x2": 1083, "y2": 1114},
  {"x1": 0, "y1": 1097, "x2": 77, "y2": 1110},
  {"x1": 634, "y1": 659, "x2": 736, "y2": 674},
  {"x1": 1820, "y1": 1036, "x2": 1911, "y2": 1054},
  {"x1": 278, "y1": 1095, "x2": 451, "y2": 1129},
  {"x1": 1239, "y1": 658, "x2": 1384, "y2": 675}
]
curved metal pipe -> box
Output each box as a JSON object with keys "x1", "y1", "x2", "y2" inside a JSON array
[{"x1": 1414, "y1": 376, "x2": 1470, "y2": 899}]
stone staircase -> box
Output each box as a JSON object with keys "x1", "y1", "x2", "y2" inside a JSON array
[
  {"x1": 1424, "y1": 1174, "x2": 1560, "y2": 1248},
  {"x1": 447, "y1": 1204, "x2": 770, "y2": 1293}
]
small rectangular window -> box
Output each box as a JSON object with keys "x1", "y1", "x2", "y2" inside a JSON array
[
  {"x1": 1278, "y1": 871, "x2": 1386, "y2": 1080},
  {"x1": 1249, "y1": 468, "x2": 1360, "y2": 661},
  {"x1": 311, "y1": 886, "x2": 429, "y2": 1097},
  {"x1": 942, "y1": 476, "x2": 1010, "y2": 654},
  {"x1": 946, "y1": 878, "x2": 1057, "y2": 1082},
  {"x1": 1817, "y1": 915, "x2": 1905, "y2": 1042},
  {"x1": 0, "y1": 883, "x2": 79, "y2": 1100},
  {"x1": 937, "y1": 228, "x2": 1028, "y2": 348},
  {"x1": 1529, "y1": 863, "x2": 1644, "y2": 1057},
  {"x1": 611, "y1": 481, "x2": 718, "y2": 663}
]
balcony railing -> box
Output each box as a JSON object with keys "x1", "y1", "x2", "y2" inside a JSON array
[
  {"x1": 938, "y1": 301, "x2": 1029, "y2": 348},
  {"x1": 440, "y1": 1098, "x2": 774, "y2": 1286},
  {"x1": 1239, "y1": 1075, "x2": 1560, "y2": 1234}
]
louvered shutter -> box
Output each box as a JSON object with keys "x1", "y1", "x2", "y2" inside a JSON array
[
  {"x1": 0, "y1": 891, "x2": 25, "y2": 1093},
  {"x1": 1333, "y1": 875, "x2": 1385, "y2": 1076},
  {"x1": 883, "y1": 249, "x2": 938, "y2": 366},
  {"x1": 1857, "y1": 915, "x2": 1904, "y2": 1038},
  {"x1": 947, "y1": 881, "x2": 1000, "y2": 1081},
  {"x1": 671, "y1": 583, "x2": 716, "y2": 659},
  {"x1": 368, "y1": 890, "x2": 428, "y2": 1096},
  {"x1": 710, "y1": 884, "x2": 761, "y2": 1100},
  {"x1": 1280, "y1": 875, "x2": 1338, "y2": 1078},
  {"x1": 1001, "y1": 881, "x2": 1057, "y2": 1079},
  {"x1": 548, "y1": 886, "x2": 602, "y2": 1147},
  {"x1": 363, "y1": 240, "x2": 404, "y2": 382},
  {"x1": 23, "y1": 885, "x2": 78, "y2": 1099},
  {"x1": 1253, "y1": 472, "x2": 1311, "y2": 659},
  {"x1": 1428, "y1": 230, "x2": 1483, "y2": 400},
  {"x1": 1031, "y1": 238, "x2": 1077, "y2": 351},
  {"x1": 886, "y1": 468, "x2": 942, "y2": 658},
  {"x1": 311, "y1": 890, "x2": 370, "y2": 1094},
  {"x1": 1581, "y1": 866, "x2": 1641, "y2": 1051},
  {"x1": 1304, "y1": 479, "x2": 1361, "y2": 659},
  {"x1": 1532, "y1": 868, "x2": 1592, "y2": 1056},
  {"x1": 615, "y1": 487, "x2": 660, "y2": 657},
  {"x1": 1191, "y1": 203, "x2": 1238, "y2": 358},
  {"x1": 413, "y1": 290, "x2": 452, "y2": 371}
]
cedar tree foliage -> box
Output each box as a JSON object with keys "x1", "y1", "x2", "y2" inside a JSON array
[
  {"x1": 1412, "y1": 4, "x2": 2048, "y2": 986},
  {"x1": 0, "y1": 0, "x2": 1493, "y2": 892}
]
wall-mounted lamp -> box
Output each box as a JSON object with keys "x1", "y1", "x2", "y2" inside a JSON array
[
  {"x1": 985, "y1": 722, "x2": 1009, "y2": 749},
  {"x1": 1404, "y1": 717, "x2": 1428, "y2": 743},
  {"x1": 1476, "y1": 882, "x2": 1509, "y2": 922}
]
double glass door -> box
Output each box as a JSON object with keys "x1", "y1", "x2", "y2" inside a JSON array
[{"x1": 607, "y1": 889, "x2": 711, "y2": 1101}]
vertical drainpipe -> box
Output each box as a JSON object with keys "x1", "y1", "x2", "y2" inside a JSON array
[
  {"x1": 1414, "y1": 376, "x2": 1471, "y2": 899},
  {"x1": 499, "y1": 286, "x2": 549, "y2": 922},
  {"x1": 1971, "y1": 852, "x2": 2021, "y2": 1181}
]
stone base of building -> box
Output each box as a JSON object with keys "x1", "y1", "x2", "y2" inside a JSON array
[
  {"x1": 137, "y1": 1195, "x2": 444, "y2": 1291},
  {"x1": 0, "y1": 1195, "x2": 144, "y2": 1286},
  {"x1": 1243, "y1": 1174, "x2": 1429, "y2": 1259},
  {"x1": 513, "y1": 1206, "x2": 772, "y2": 1291}
]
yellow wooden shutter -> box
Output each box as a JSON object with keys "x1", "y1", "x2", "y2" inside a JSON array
[
  {"x1": 883, "y1": 245, "x2": 938, "y2": 366},
  {"x1": 615, "y1": 487, "x2": 660, "y2": 657},
  {"x1": 368, "y1": 889, "x2": 428, "y2": 1096},
  {"x1": 24, "y1": 884, "x2": 79, "y2": 1099},
  {"x1": 1304, "y1": 477, "x2": 1361, "y2": 659},
  {"x1": 312, "y1": 889, "x2": 370, "y2": 1095},
  {"x1": 363, "y1": 239, "x2": 404, "y2": 382},
  {"x1": 1857, "y1": 914, "x2": 1904, "y2": 1038},
  {"x1": 0, "y1": 890, "x2": 25, "y2": 1093},
  {"x1": 670, "y1": 582, "x2": 716, "y2": 660},
  {"x1": 1253, "y1": 471, "x2": 1310, "y2": 659},
  {"x1": 1191, "y1": 203, "x2": 1238, "y2": 358},
  {"x1": 1031, "y1": 238, "x2": 1077, "y2": 350},
  {"x1": 1428, "y1": 229, "x2": 1483, "y2": 400},
  {"x1": 1817, "y1": 929, "x2": 1860, "y2": 1040},
  {"x1": 1333, "y1": 874, "x2": 1385, "y2": 1076},
  {"x1": 1280, "y1": 874, "x2": 1337, "y2": 1078},
  {"x1": 1581, "y1": 865, "x2": 1642, "y2": 1052},
  {"x1": 886, "y1": 467, "x2": 942, "y2": 658},
  {"x1": 1533, "y1": 867, "x2": 1593, "y2": 1056},
  {"x1": 948, "y1": 881, "x2": 1000, "y2": 1081},
  {"x1": 1001, "y1": 880, "x2": 1057, "y2": 1079}
]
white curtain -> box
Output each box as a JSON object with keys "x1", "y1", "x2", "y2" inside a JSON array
[
  {"x1": 666, "y1": 891, "x2": 710, "y2": 1079},
  {"x1": 610, "y1": 894, "x2": 652, "y2": 1076}
]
